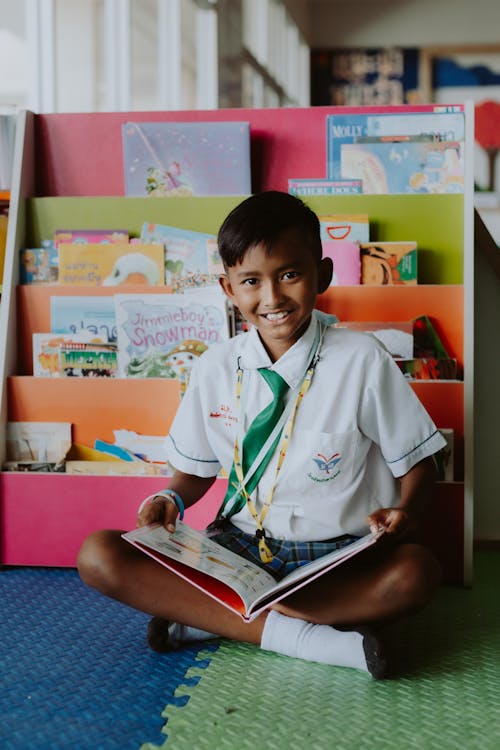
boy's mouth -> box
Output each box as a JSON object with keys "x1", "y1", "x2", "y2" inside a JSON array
[{"x1": 262, "y1": 311, "x2": 289, "y2": 321}]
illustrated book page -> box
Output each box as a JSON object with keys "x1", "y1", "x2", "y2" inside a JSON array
[{"x1": 122, "y1": 521, "x2": 382, "y2": 622}]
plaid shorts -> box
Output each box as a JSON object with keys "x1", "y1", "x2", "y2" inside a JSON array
[{"x1": 207, "y1": 520, "x2": 359, "y2": 581}]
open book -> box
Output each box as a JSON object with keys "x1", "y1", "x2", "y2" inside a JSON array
[{"x1": 122, "y1": 522, "x2": 382, "y2": 622}]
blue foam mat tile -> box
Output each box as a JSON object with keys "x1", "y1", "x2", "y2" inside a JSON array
[{"x1": 0, "y1": 568, "x2": 216, "y2": 750}]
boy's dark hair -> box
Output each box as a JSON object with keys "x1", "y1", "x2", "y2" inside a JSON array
[{"x1": 217, "y1": 191, "x2": 323, "y2": 268}]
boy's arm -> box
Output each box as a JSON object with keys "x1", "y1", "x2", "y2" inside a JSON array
[
  {"x1": 137, "y1": 470, "x2": 217, "y2": 532},
  {"x1": 367, "y1": 456, "x2": 437, "y2": 540}
]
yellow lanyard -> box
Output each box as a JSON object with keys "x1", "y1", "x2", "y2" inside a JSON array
[{"x1": 232, "y1": 362, "x2": 316, "y2": 563}]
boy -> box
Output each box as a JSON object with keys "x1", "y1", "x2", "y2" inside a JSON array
[{"x1": 78, "y1": 191, "x2": 445, "y2": 679}]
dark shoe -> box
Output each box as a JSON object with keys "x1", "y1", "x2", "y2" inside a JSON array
[
  {"x1": 358, "y1": 627, "x2": 389, "y2": 680},
  {"x1": 147, "y1": 616, "x2": 173, "y2": 653}
]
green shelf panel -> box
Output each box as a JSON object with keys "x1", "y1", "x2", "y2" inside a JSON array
[{"x1": 26, "y1": 193, "x2": 464, "y2": 285}]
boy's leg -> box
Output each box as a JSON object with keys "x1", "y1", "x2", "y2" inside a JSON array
[
  {"x1": 77, "y1": 530, "x2": 266, "y2": 645},
  {"x1": 78, "y1": 531, "x2": 439, "y2": 677}
]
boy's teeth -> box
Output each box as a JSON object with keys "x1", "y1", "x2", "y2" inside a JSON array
[{"x1": 266, "y1": 312, "x2": 287, "y2": 320}]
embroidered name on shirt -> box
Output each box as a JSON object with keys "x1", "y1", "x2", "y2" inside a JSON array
[
  {"x1": 210, "y1": 403, "x2": 238, "y2": 428},
  {"x1": 308, "y1": 452, "x2": 341, "y2": 482}
]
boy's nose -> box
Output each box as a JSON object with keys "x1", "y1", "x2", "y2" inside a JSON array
[{"x1": 261, "y1": 280, "x2": 282, "y2": 306}]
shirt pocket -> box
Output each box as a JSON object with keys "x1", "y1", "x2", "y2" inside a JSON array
[{"x1": 281, "y1": 428, "x2": 363, "y2": 496}]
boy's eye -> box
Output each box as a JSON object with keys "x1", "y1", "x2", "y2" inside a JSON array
[
  {"x1": 282, "y1": 270, "x2": 300, "y2": 280},
  {"x1": 242, "y1": 277, "x2": 258, "y2": 286}
]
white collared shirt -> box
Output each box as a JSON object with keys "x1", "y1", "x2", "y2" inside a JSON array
[{"x1": 166, "y1": 313, "x2": 446, "y2": 540}]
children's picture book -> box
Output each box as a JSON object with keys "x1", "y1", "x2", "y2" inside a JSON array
[
  {"x1": 58, "y1": 341, "x2": 118, "y2": 378},
  {"x1": 122, "y1": 121, "x2": 251, "y2": 197},
  {"x1": 114, "y1": 289, "x2": 230, "y2": 379},
  {"x1": 319, "y1": 214, "x2": 369, "y2": 243},
  {"x1": 54, "y1": 229, "x2": 129, "y2": 246},
  {"x1": 122, "y1": 521, "x2": 382, "y2": 622},
  {"x1": 360, "y1": 241, "x2": 417, "y2": 285},
  {"x1": 338, "y1": 139, "x2": 464, "y2": 195},
  {"x1": 20, "y1": 245, "x2": 59, "y2": 284},
  {"x1": 140, "y1": 222, "x2": 222, "y2": 289},
  {"x1": 333, "y1": 321, "x2": 413, "y2": 358},
  {"x1": 326, "y1": 106, "x2": 465, "y2": 185},
  {"x1": 288, "y1": 179, "x2": 363, "y2": 195},
  {"x1": 58, "y1": 242, "x2": 165, "y2": 286},
  {"x1": 33, "y1": 332, "x2": 109, "y2": 376},
  {"x1": 321, "y1": 241, "x2": 361, "y2": 285},
  {"x1": 50, "y1": 295, "x2": 118, "y2": 342}
]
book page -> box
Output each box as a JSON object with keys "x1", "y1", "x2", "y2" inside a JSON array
[{"x1": 123, "y1": 523, "x2": 278, "y2": 609}]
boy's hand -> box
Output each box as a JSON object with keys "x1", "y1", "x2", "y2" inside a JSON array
[
  {"x1": 367, "y1": 507, "x2": 417, "y2": 541},
  {"x1": 137, "y1": 496, "x2": 179, "y2": 533}
]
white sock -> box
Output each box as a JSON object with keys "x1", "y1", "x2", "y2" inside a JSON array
[
  {"x1": 168, "y1": 623, "x2": 219, "y2": 648},
  {"x1": 261, "y1": 610, "x2": 369, "y2": 673}
]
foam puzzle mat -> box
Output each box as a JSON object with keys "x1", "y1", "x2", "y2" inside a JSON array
[{"x1": 2, "y1": 550, "x2": 500, "y2": 750}]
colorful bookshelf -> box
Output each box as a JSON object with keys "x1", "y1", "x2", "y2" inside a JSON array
[{"x1": 0, "y1": 105, "x2": 474, "y2": 583}]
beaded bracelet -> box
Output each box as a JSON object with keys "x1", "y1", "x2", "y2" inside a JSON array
[{"x1": 138, "y1": 489, "x2": 185, "y2": 520}]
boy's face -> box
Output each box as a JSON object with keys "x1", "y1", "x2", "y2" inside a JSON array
[{"x1": 219, "y1": 228, "x2": 332, "y2": 361}]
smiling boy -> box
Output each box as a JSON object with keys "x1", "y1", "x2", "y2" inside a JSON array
[{"x1": 78, "y1": 191, "x2": 445, "y2": 679}]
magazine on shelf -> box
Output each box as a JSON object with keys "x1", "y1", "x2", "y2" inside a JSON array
[
  {"x1": 326, "y1": 106, "x2": 465, "y2": 193},
  {"x1": 122, "y1": 120, "x2": 251, "y2": 197},
  {"x1": 114, "y1": 287, "x2": 230, "y2": 378},
  {"x1": 122, "y1": 521, "x2": 383, "y2": 622}
]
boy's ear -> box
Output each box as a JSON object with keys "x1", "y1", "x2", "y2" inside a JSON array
[
  {"x1": 219, "y1": 273, "x2": 234, "y2": 300},
  {"x1": 318, "y1": 257, "x2": 333, "y2": 293}
]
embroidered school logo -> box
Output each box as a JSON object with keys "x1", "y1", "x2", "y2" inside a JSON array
[{"x1": 308, "y1": 452, "x2": 341, "y2": 482}]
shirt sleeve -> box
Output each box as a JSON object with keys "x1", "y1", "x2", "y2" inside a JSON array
[
  {"x1": 165, "y1": 360, "x2": 222, "y2": 478},
  {"x1": 358, "y1": 345, "x2": 447, "y2": 477}
]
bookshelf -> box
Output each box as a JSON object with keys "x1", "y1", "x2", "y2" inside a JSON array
[{"x1": 0, "y1": 105, "x2": 474, "y2": 583}]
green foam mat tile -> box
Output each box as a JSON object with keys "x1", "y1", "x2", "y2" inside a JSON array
[{"x1": 150, "y1": 550, "x2": 500, "y2": 750}]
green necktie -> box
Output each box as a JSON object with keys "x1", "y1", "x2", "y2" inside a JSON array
[{"x1": 221, "y1": 368, "x2": 289, "y2": 518}]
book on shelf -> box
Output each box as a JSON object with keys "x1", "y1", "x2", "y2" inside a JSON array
[
  {"x1": 50, "y1": 295, "x2": 117, "y2": 342},
  {"x1": 122, "y1": 120, "x2": 251, "y2": 197},
  {"x1": 395, "y1": 358, "x2": 458, "y2": 381},
  {"x1": 326, "y1": 107, "x2": 465, "y2": 193},
  {"x1": 58, "y1": 242, "x2": 165, "y2": 286},
  {"x1": 338, "y1": 139, "x2": 464, "y2": 195},
  {"x1": 333, "y1": 321, "x2": 413, "y2": 359},
  {"x1": 319, "y1": 214, "x2": 370, "y2": 243},
  {"x1": 326, "y1": 107, "x2": 466, "y2": 162},
  {"x1": 140, "y1": 222, "x2": 222, "y2": 289},
  {"x1": 321, "y1": 240, "x2": 361, "y2": 285},
  {"x1": 54, "y1": 229, "x2": 129, "y2": 246},
  {"x1": 20, "y1": 245, "x2": 59, "y2": 284},
  {"x1": 288, "y1": 178, "x2": 362, "y2": 195},
  {"x1": 360, "y1": 241, "x2": 417, "y2": 285},
  {"x1": 122, "y1": 521, "x2": 382, "y2": 622},
  {"x1": 114, "y1": 287, "x2": 230, "y2": 379},
  {"x1": 4, "y1": 421, "x2": 71, "y2": 471},
  {"x1": 33, "y1": 332, "x2": 116, "y2": 377},
  {"x1": 412, "y1": 315, "x2": 450, "y2": 359}
]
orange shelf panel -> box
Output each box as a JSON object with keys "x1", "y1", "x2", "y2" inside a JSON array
[
  {"x1": 318, "y1": 285, "x2": 464, "y2": 363},
  {"x1": 7, "y1": 376, "x2": 181, "y2": 446},
  {"x1": 17, "y1": 284, "x2": 172, "y2": 374}
]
